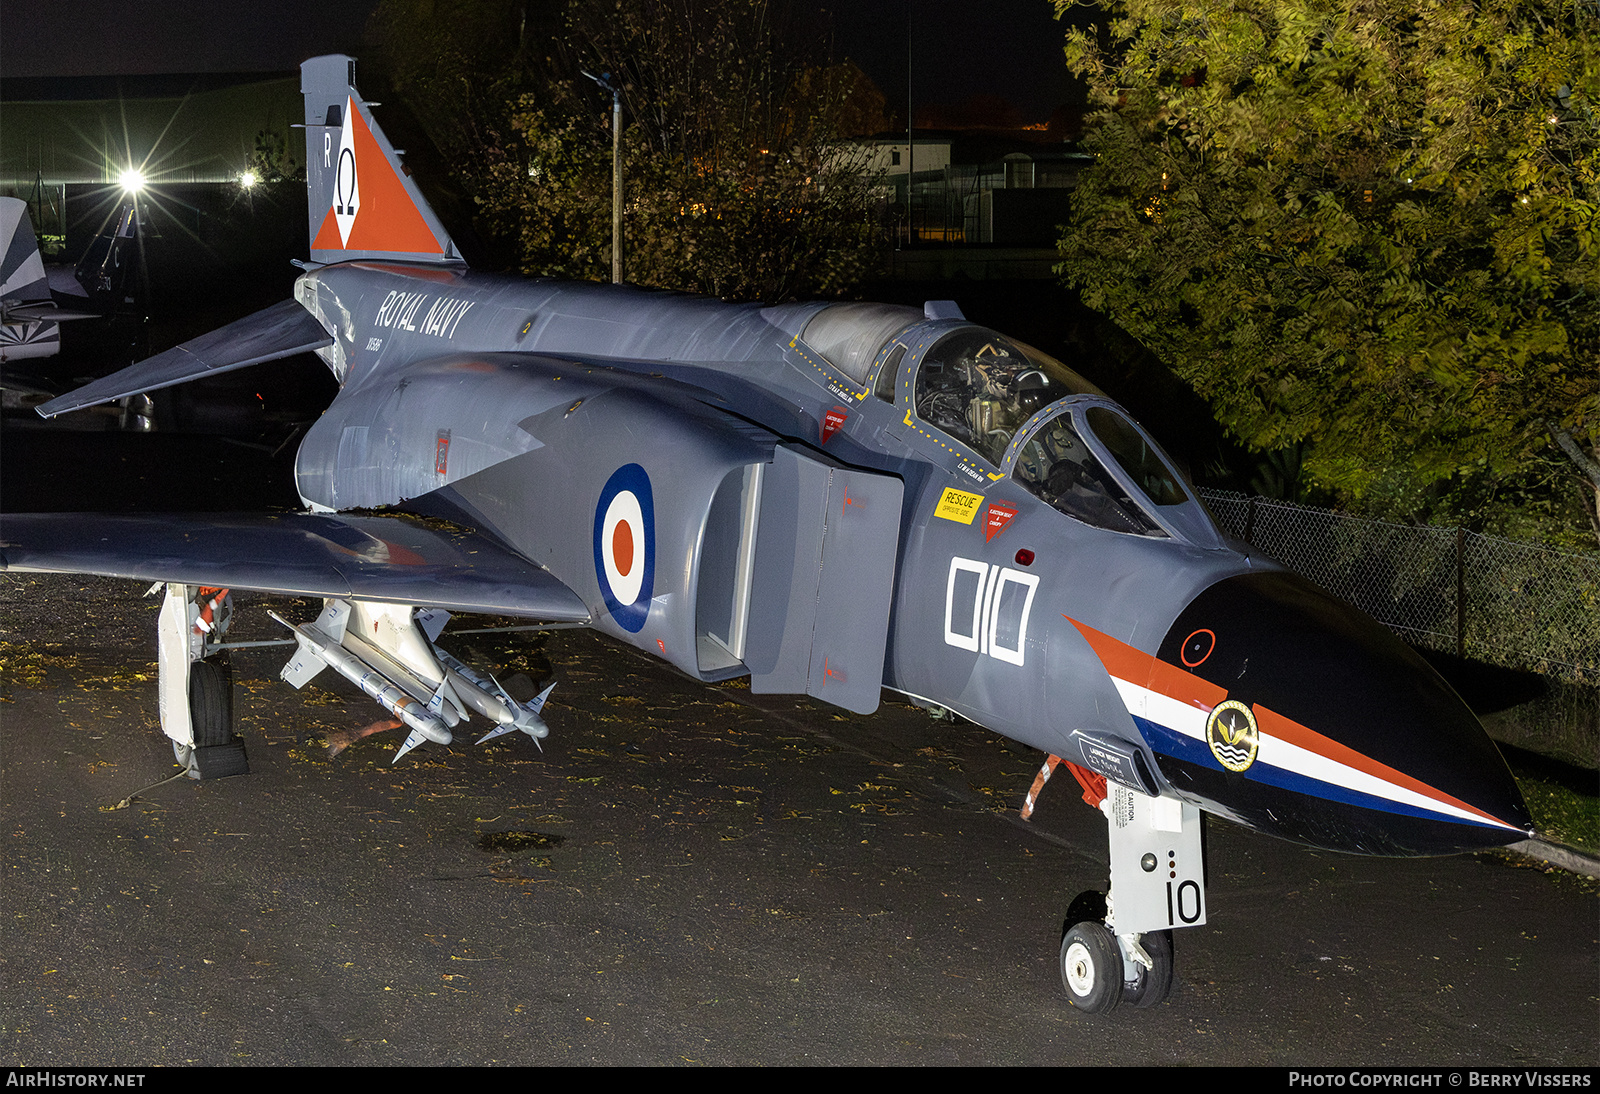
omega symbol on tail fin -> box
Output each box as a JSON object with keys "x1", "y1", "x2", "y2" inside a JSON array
[
  {"x1": 310, "y1": 96, "x2": 444, "y2": 257},
  {"x1": 334, "y1": 97, "x2": 360, "y2": 246}
]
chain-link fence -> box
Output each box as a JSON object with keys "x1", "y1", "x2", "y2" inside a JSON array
[{"x1": 1199, "y1": 490, "x2": 1600, "y2": 685}]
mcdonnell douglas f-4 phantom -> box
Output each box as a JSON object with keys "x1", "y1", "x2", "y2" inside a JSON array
[{"x1": 0, "y1": 55, "x2": 1534, "y2": 1015}]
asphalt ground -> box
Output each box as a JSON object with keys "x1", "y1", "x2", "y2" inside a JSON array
[{"x1": 2, "y1": 573, "x2": 1596, "y2": 1066}]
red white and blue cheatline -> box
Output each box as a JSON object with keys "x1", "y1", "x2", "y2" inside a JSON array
[
  {"x1": 593, "y1": 464, "x2": 654, "y2": 633},
  {"x1": 1064, "y1": 616, "x2": 1526, "y2": 835}
]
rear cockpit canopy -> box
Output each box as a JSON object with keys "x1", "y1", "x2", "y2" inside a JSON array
[{"x1": 799, "y1": 303, "x2": 921, "y2": 385}]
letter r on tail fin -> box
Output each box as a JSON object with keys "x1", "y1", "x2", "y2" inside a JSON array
[{"x1": 300, "y1": 55, "x2": 463, "y2": 266}]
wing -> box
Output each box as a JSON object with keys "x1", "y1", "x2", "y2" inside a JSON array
[{"x1": 0, "y1": 511, "x2": 589, "y2": 621}]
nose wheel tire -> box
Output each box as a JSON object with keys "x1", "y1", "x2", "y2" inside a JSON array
[
  {"x1": 1122, "y1": 928, "x2": 1173, "y2": 1008},
  {"x1": 1060, "y1": 921, "x2": 1122, "y2": 1014}
]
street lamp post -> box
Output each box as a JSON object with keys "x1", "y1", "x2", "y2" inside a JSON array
[{"x1": 582, "y1": 70, "x2": 624, "y2": 285}]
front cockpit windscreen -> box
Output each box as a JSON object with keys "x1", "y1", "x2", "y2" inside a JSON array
[
  {"x1": 1013, "y1": 414, "x2": 1167, "y2": 537},
  {"x1": 1086, "y1": 406, "x2": 1188, "y2": 507},
  {"x1": 914, "y1": 330, "x2": 1102, "y2": 466}
]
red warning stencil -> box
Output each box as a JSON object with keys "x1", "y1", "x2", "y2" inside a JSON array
[
  {"x1": 984, "y1": 501, "x2": 1017, "y2": 542},
  {"x1": 822, "y1": 406, "x2": 848, "y2": 444}
]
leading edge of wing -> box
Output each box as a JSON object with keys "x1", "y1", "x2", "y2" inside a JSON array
[
  {"x1": 35, "y1": 300, "x2": 333, "y2": 419},
  {"x1": 0, "y1": 512, "x2": 590, "y2": 622}
]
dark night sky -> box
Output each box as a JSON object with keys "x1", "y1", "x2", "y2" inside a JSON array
[
  {"x1": 824, "y1": 1, "x2": 1082, "y2": 121},
  {"x1": 2, "y1": 0, "x2": 1081, "y2": 122}
]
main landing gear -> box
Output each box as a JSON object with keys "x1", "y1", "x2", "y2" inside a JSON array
[
  {"x1": 1026, "y1": 755, "x2": 1204, "y2": 1015},
  {"x1": 156, "y1": 584, "x2": 249, "y2": 779}
]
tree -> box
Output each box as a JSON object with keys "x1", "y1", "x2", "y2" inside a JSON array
[
  {"x1": 246, "y1": 129, "x2": 303, "y2": 184},
  {"x1": 368, "y1": 0, "x2": 888, "y2": 301},
  {"x1": 1057, "y1": 0, "x2": 1599, "y2": 543}
]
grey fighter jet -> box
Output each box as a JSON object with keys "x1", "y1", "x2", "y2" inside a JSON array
[{"x1": 0, "y1": 55, "x2": 1534, "y2": 1015}]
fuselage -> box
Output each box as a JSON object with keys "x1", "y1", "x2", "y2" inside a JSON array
[{"x1": 289, "y1": 261, "x2": 1532, "y2": 857}]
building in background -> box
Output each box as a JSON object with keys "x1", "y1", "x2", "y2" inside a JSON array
[
  {"x1": 1, "y1": 72, "x2": 300, "y2": 257},
  {"x1": 847, "y1": 116, "x2": 1090, "y2": 280}
]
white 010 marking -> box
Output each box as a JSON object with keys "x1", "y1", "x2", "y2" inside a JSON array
[{"x1": 942, "y1": 556, "x2": 1038, "y2": 666}]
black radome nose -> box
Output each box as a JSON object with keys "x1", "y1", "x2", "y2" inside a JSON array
[{"x1": 1149, "y1": 572, "x2": 1532, "y2": 856}]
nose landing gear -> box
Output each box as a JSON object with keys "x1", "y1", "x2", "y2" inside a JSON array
[
  {"x1": 1030, "y1": 757, "x2": 1203, "y2": 1015},
  {"x1": 1058, "y1": 888, "x2": 1175, "y2": 1014}
]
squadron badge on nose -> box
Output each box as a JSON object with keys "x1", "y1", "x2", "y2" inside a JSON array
[{"x1": 1206, "y1": 699, "x2": 1259, "y2": 772}]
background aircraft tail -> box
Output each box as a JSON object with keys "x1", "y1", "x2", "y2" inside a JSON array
[
  {"x1": 0, "y1": 198, "x2": 60, "y2": 362},
  {"x1": 72, "y1": 199, "x2": 140, "y2": 309},
  {"x1": 300, "y1": 55, "x2": 463, "y2": 266},
  {"x1": 1, "y1": 198, "x2": 51, "y2": 307}
]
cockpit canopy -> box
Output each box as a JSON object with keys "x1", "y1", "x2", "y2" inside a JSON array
[
  {"x1": 801, "y1": 303, "x2": 921, "y2": 385},
  {"x1": 1011, "y1": 406, "x2": 1183, "y2": 537},
  {"x1": 914, "y1": 329, "x2": 1103, "y2": 466},
  {"x1": 906, "y1": 326, "x2": 1217, "y2": 545}
]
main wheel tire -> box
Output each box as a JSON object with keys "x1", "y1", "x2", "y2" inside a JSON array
[
  {"x1": 1122, "y1": 929, "x2": 1174, "y2": 1009},
  {"x1": 179, "y1": 655, "x2": 248, "y2": 779},
  {"x1": 1060, "y1": 921, "x2": 1122, "y2": 1014},
  {"x1": 188, "y1": 656, "x2": 234, "y2": 748}
]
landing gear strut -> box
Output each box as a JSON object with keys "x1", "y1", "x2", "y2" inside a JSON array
[{"x1": 1122, "y1": 927, "x2": 1173, "y2": 1009}]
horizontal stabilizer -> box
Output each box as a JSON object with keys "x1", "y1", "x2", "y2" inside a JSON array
[
  {"x1": 35, "y1": 299, "x2": 331, "y2": 418},
  {"x1": 0, "y1": 512, "x2": 590, "y2": 622},
  {"x1": 3, "y1": 302, "x2": 101, "y2": 322}
]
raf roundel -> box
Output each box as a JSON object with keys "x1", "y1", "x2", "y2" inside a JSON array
[{"x1": 593, "y1": 464, "x2": 655, "y2": 633}]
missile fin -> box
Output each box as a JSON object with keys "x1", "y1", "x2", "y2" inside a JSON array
[
  {"x1": 393, "y1": 728, "x2": 428, "y2": 763},
  {"x1": 526, "y1": 681, "x2": 556, "y2": 714},
  {"x1": 476, "y1": 723, "x2": 519, "y2": 745}
]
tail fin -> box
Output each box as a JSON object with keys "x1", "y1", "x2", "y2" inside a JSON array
[
  {"x1": 0, "y1": 197, "x2": 50, "y2": 305},
  {"x1": 300, "y1": 55, "x2": 463, "y2": 266},
  {"x1": 0, "y1": 197, "x2": 60, "y2": 362},
  {"x1": 74, "y1": 198, "x2": 139, "y2": 307}
]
